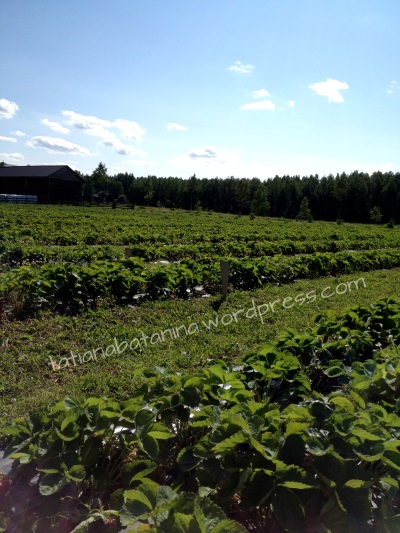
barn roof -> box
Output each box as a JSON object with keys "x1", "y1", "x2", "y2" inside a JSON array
[{"x1": 0, "y1": 165, "x2": 83, "y2": 181}]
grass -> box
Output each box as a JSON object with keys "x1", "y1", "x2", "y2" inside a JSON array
[{"x1": 1, "y1": 266, "x2": 398, "y2": 426}]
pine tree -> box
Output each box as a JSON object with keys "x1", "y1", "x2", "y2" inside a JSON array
[{"x1": 296, "y1": 197, "x2": 313, "y2": 221}]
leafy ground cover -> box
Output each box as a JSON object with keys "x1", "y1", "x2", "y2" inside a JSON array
[
  {"x1": 1, "y1": 298, "x2": 400, "y2": 532},
  {"x1": 1, "y1": 204, "x2": 400, "y2": 247},
  {"x1": 1, "y1": 205, "x2": 400, "y2": 531},
  {"x1": 2, "y1": 249, "x2": 400, "y2": 316}
]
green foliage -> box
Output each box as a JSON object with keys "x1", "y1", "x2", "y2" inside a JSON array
[
  {"x1": 296, "y1": 197, "x2": 313, "y2": 221},
  {"x1": 3, "y1": 248, "x2": 400, "y2": 314},
  {"x1": 370, "y1": 206, "x2": 383, "y2": 224},
  {"x1": 1, "y1": 299, "x2": 400, "y2": 531},
  {"x1": 250, "y1": 186, "x2": 270, "y2": 217}
]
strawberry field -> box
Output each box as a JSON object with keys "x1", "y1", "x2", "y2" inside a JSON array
[{"x1": 1, "y1": 204, "x2": 400, "y2": 532}]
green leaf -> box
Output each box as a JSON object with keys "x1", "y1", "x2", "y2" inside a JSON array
[
  {"x1": 279, "y1": 481, "x2": 314, "y2": 490},
  {"x1": 194, "y1": 498, "x2": 222, "y2": 533},
  {"x1": 280, "y1": 433, "x2": 305, "y2": 467},
  {"x1": 337, "y1": 486, "x2": 372, "y2": 522},
  {"x1": 55, "y1": 420, "x2": 80, "y2": 441},
  {"x1": 380, "y1": 477, "x2": 399, "y2": 488},
  {"x1": 69, "y1": 512, "x2": 118, "y2": 533},
  {"x1": 10, "y1": 452, "x2": 31, "y2": 464},
  {"x1": 63, "y1": 396, "x2": 80, "y2": 410},
  {"x1": 329, "y1": 396, "x2": 355, "y2": 414},
  {"x1": 383, "y1": 450, "x2": 400, "y2": 472},
  {"x1": 285, "y1": 421, "x2": 310, "y2": 437},
  {"x1": 212, "y1": 430, "x2": 247, "y2": 453},
  {"x1": 147, "y1": 430, "x2": 174, "y2": 440},
  {"x1": 122, "y1": 459, "x2": 157, "y2": 487},
  {"x1": 211, "y1": 519, "x2": 247, "y2": 533},
  {"x1": 0, "y1": 423, "x2": 30, "y2": 437},
  {"x1": 61, "y1": 413, "x2": 78, "y2": 431},
  {"x1": 178, "y1": 446, "x2": 203, "y2": 471},
  {"x1": 64, "y1": 464, "x2": 86, "y2": 482},
  {"x1": 135, "y1": 408, "x2": 155, "y2": 433},
  {"x1": 352, "y1": 427, "x2": 383, "y2": 442},
  {"x1": 171, "y1": 513, "x2": 199, "y2": 533},
  {"x1": 39, "y1": 472, "x2": 67, "y2": 495},
  {"x1": 272, "y1": 487, "x2": 305, "y2": 531},
  {"x1": 120, "y1": 489, "x2": 154, "y2": 525},
  {"x1": 343, "y1": 479, "x2": 368, "y2": 489},
  {"x1": 140, "y1": 434, "x2": 159, "y2": 459},
  {"x1": 208, "y1": 365, "x2": 227, "y2": 381},
  {"x1": 241, "y1": 470, "x2": 275, "y2": 507}
]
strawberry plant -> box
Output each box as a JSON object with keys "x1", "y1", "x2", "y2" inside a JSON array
[{"x1": 1, "y1": 299, "x2": 400, "y2": 532}]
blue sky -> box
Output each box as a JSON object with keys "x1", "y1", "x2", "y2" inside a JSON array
[{"x1": 1, "y1": 0, "x2": 399, "y2": 178}]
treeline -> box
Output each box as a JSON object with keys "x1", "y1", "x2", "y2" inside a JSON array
[{"x1": 82, "y1": 163, "x2": 400, "y2": 223}]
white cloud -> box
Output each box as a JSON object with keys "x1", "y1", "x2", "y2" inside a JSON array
[
  {"x1": 11, "y1": 130, "x2": 26, "y2": 137},
  {"x1": 28, "y1": 136, "x2": 90, "y2": 155},
  {"x1": 0, "y1": 152, "x2": 24, "y2": 161},
  {"x1": 184, "y1": 146, "x2": 239, "y2": 165},
  {"x1": 288, "y1": 100, "x2": 295, "y2": 108},
  {"x1": 308, "y1": 78, "x2": 349, "y2": 103},
  {"x1": 387, "y1": 80, "x2": 399, "y2": 94},
  {"x1": 0, "y1": 136, "x2": 17, "y2": 143},
  {"x1": 240, "y1": 100, "x2": 275, "y2": 111},
  {"x1": 62, "y1": 110, "x2": 114, "y2": 139},
  {"x1": 136, "y1": 149, "x2": 147, "y2": 157},
  {"x1": 0, "y1": 98, "x2": 19, "y2": 120},
  {"x1": 252, "y1": 89, "x2": 270, "y2": 99},
  {"x1": 167, "y1": 122, "x2": 188, "y2": 131},
  {"x1": 189, "y1": 147, "x2": 218, "y2": 160},
  {"x1": 113, "y1": 119, "x2": 145, "y2": 141},
  {"x1": 41, "y1": 118, "x2": 70, "y2": 134},
  {"x1": 228, "y1": 61, "x2": 254, "y2": 74},
  {"x1": 171, "y1": 147, "x2": 240, "y2": 171},
  {"x1": 62, "y1": 111, "x2": 145, "y2": 141},
  {"x1": 100, "y1": 139, "x2": 136, "y2": 156}
]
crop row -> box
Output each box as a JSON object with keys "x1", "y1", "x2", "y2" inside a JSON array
[
  {"x1": 2, "y1": 249, "x2": 400, "y2": 314},
  {"x1": 2, "y1": 239, "x2": 400, "y2": 269},
  {"x1": 1, "y1": 298, "x2": 400, "y2": 531},
  {"x1": 1, "y1": 205, "x2": 398, "y2": 247}
]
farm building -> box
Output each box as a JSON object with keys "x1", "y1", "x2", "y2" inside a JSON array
[{"x1": 0, "y1": 165, "x2": 83, "y2": 204}]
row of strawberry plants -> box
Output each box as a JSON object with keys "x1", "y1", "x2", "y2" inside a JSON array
[
  {"x1": 1, "y1": 204, "x2": 396, "y2": 246},
  {"x1": 0, "y1": 244, "x2": 124, "y2": 270},
  {"x1": 1, "y1": 298, "x2": 400, "y2": 531},
  {"x1": 3, "y1": 238, "x2": 400, "y2": 268},
  {"x1": 2, "y1": 227, "x2": 395, "y2": 247},
  {"x1": 113, "y1": 238, "x2": 400, "y2": 261},
  {"x1": 2, "y1": 249, "x2": 400, "y2": 313}
]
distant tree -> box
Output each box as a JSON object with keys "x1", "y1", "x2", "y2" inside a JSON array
[
  {"x1": 0, "y1": 161, "x2": 5, "y2": 167},
  {"x1": 91, "y1": 162, "x2": 109, "y2": 191},
  {"x1": 144, "y1": 185, "x2": 154, "y2": 206},
  {"x1": 251, "y1": 186, "x2": 270, "y2": 216},
  {"x1": 369, "y1": 205, "x2": 382, "y2": 223},
  {"x1": 107, "y1": 179, "x2": 123, "y2": 201},
  {"x1": 97, "y1": 191, "x2": 107, "y2": 203},
  {"x1": 82, "y1": 178, "x2": 94, "y2": 203},
  {"x1": 235, "y1": 178, "x2": 250, "y2": 214},
  {"x1": 296, "y1": 197, "x2": 313, "y2": 221},
  {"x1": 127, "y1": 183, "x2": 136, "y2": 205},
  {"x1": 188, "y1": 174, "x2": 198, "y2": 210}
]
